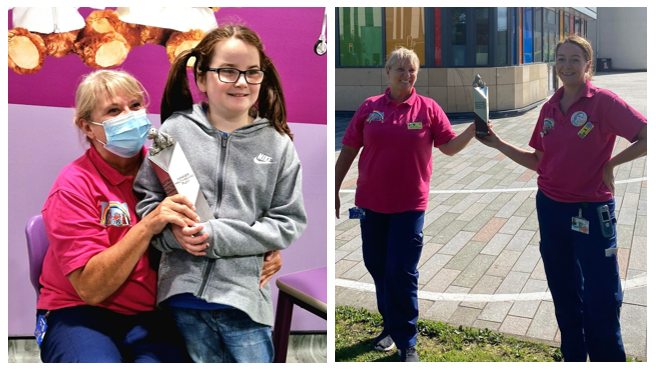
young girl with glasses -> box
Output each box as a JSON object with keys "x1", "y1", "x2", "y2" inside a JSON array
[{"x1": 134, "y1": 24, "x2": 307, "y2": 363}]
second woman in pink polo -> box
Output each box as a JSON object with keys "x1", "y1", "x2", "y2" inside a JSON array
[
  {"x1": 335, "y1": 47, "x2": 476, "y2": 362},
  {"x1": 476, "y1": 35, "x2": 647, "y2": 362}
]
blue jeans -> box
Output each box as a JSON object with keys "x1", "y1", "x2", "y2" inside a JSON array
[
  {"x1": 38, "y1": 306, "x2": 188, "y2": 363},
  {"x1": 170, "y1": 307, "x2": 274, "y2": 363},
  {"x1": 360, "y1": 209, "x2": 425, "y2": 349},
  {"x1": 536, "y1": 190, "x2": 625, "y2": 362}
]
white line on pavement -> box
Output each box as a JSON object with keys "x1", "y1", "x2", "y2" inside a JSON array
[
  {"x1": 338, "y1": 177, "x2": 647, "y2": 194},
  {"x1": 335, "y1": 275, "x2": 646, "y2": 303}
]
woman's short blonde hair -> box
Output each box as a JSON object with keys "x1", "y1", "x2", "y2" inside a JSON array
[
  {"x1": 74, "y1": 70, "x2": 149, "y2": 129},
  {"x1": 385, "y1": 47, "x2": 420, "y2": 72}
]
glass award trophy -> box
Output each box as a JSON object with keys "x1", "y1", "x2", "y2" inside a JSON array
[
  {"x1": 473, "y1": 74, "x2": 489, "y2": 137},
  {"x1": 147, "y1": 128, "x2": 214, "y2": 222}
]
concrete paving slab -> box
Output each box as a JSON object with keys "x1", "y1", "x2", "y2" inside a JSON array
[
  {"x1": 425, "y1": 300, "x2": 460, "y2": 323},
  {"x1": 472, "y1": 319, "x2": 502, "y2": 332},
  {"x1": 444, "y1": 241, "x2": 485, "y2": 270},
  {"x1": 422, "y1": 268, "x2": 461, "y2": 293},
  {"x1": 462, "y1": 275, "x2": 504, "y2": 310},
  {"x1": 620, "y1": 303, "x2": 647, "y2": 359},
  {"x1": 525, "y1": 301, "x2": 558, "y2": 341},
  {"x1": 448, "y1": 306, "x2": 482, "y2": 328},
  {"x1": 480, "y1": 233, "x2": 513, "y2": 256},
  {"x1": 418, "y1": 253, "x2": 453, "y2": 285},
  {"x1": 499, "y1": 315, "x2": 533, "y2": 336},
  {"x1": 451, "y1": 254, "x2": 496, "y2": 288},
  {"x1": 511, "y1": 244, "x2": 541, "y2": 273},
  {"x1": 486, "y1": 250, "x2": 522, "y2": 278},
  {"x1": 478, "y1": 301, "x2": 513, "y2": 323}
]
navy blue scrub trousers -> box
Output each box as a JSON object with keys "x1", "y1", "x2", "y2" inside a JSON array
[
  {"x1": 536, "y1": 190, "x2": 625, "y2": 362},
  {"x1": 360, "y1": 208, "x2": 424, "y2": 349},
  {"x1": 37, "y1": 306, "x2": 188, "y2": 363}
]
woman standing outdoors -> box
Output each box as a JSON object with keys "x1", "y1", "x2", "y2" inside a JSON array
[
  {"x1": 335, "y1": 47, "x2": 476, "y2": 362},
  {"x1": 477, "y1": 35, "x2": 646, "y2": 362}
]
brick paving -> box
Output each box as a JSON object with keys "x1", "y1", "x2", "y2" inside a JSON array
[{"x1": 334, "y1": 71, "x2": 648, "y2": 360}]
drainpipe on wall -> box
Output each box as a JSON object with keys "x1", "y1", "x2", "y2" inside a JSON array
[{"x1": 595, "y1": 11, "x2": 600, "y2": 70}]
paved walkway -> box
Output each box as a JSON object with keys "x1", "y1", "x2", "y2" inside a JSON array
[{"x1": 334, "y1": 71, "x2": 647, "y2": 360}]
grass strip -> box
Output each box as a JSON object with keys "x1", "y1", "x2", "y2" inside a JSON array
[{"x1": 336, "y1": 306, "x2": 641, "y2": 362}]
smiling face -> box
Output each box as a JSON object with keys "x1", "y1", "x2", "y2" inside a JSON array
[
  {"x1": 198, "y1": 37, "x2": 261, "y2": 121},
  {"x1": 556, "y1": 42, "x2": 591, "y2": 87},
  {"x1": 386, "y1": 58, "x2": 418, "y2": 97}
]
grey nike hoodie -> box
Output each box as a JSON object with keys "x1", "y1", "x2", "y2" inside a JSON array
[{"x1": 133, "y1": 102, "x2": 307, "y2": 326}]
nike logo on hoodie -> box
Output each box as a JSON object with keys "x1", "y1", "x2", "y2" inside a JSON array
[{"x1": 254, "y1": 153, "x2": 274, "y2": 164}]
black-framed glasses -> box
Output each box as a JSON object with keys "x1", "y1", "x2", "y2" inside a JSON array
[{"x1": 205, "y1": 68, "x2": 266, "y2": 84}]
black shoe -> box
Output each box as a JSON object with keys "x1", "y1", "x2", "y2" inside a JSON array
[
  {"x1": 399, "y1": 346, "x2": 419, "y2": 362},
  {"x1": 373, "y1": 331, "x2": 396, "y2": 351}
]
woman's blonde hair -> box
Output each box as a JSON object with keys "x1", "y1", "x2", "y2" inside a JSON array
[
  {"x1": 556, "y1": 35, "x2": 595, "y2": 81},
  {"x1": 385, "y1": 47, "x2": 420, "y2": 72},
  {"x1": 74, "y1": 70, "x2": 149, "y2": 133}
]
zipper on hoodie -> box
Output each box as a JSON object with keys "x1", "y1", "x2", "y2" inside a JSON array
[
  {"x1": 197, "y1": 130, "x2": 229, "y2": 298},
  {"x1": 217, "y1": 132, "x2": 228, "y2": 207}
]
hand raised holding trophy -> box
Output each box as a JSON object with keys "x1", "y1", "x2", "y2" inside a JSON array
[{"x1": 473, "y1": 74, "x2": 489, "y2": 137}]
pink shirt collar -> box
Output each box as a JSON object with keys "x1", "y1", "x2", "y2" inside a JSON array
[
  {"x1": 548, "y1": 80, "x2": 597, "y2": 106},
  {"x1": 383, "y1": 87, "x2": 418, "y2": 106},
  {"x1": 87, "y1": 145, "x2": 146, "y2": 186}
]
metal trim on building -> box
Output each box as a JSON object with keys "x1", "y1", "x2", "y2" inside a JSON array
[{"x1": 571, "y1": 7, "x2": 597, "y2": 20}]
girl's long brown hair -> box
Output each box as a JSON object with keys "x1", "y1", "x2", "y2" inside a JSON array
[{"x1": 161, "y1": 25, "x2": 292, "y2": 140}]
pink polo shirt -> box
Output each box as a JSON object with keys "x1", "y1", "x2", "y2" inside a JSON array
[
  {"x1": 37, "y1": 146, "x2": 157, "y2": 315},
  {"x1": 342, "y1": 87, "x2": 456, "y2": 213},
  {"x1": 529, "y1": 80, "x2": 646, "y2": 202}
]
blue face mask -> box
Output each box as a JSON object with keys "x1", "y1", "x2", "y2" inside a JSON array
[{"x1": 91, "y1": 109, "x2": 151, "y2": 158}]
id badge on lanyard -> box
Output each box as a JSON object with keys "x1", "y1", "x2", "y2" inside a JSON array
[
  {"x1": 572, "y1": 207, "x2": 589, "y2": 234},
  {"x1": 349, "y1": 207, "x2": 366, "y2": 219},
  {"x1": 35, "y1": 311, "x2": 50, "y2": 347}
]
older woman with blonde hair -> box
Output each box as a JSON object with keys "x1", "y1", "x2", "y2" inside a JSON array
[
  {"x1": 477, "y1": 35, "x2": 647, "y2": 362},
  {"x1": 335, "y1": 47, "x2": 476, "y2": 362}
]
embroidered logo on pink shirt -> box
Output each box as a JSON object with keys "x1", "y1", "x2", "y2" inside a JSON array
[
  {"x1": 100, "y1": 201, "x2": 132, "y2": 226},
  {"x1": 366, "y1": 111, "x2": 384, "y2": 123}
]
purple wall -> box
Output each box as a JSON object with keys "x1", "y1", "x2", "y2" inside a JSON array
[
  {"x1": 8, "y1": 7, "x2": 327, "y2": 125},
  {"x1": 8, "y1": 7, "x2": 327, "y2": 336}
]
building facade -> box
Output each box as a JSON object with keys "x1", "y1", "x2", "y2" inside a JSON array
[
  {"x1": 587, "y1": 7, "x2": 647, "y2": 71},
  {"x1": 336, "y1": 7, "x2": 597, "y2": 113}
]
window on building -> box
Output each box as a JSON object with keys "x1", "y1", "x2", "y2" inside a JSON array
[
  {"x1": 338, "y1": 7, "x2": 383, "y2": 67},
  {"x1": 534, "y1": 8, "x2": 542, "y2": 63},
  {"x1": 575, "y1": 17, "x2": 581, "y2": 36},
  {"x1": 512, "y1": 8, "x2": 517, "y2": 65},
  {"x1": 523, "y1": 7, "x2": 533, "y2": 63},
  {"x1": 564, "y1": 13, "x2": 570, "y2": 36},
  {"x1": 475, "y1": 8, "x2": 489, "y2": 65},
  {"x1": 544, "y1": 9, "x2": 557, "y2": 63},
  {"x1": 434, "y1": 8, "x2": 442, "y2": 66},
  {"x1": 451, "y1": 8, "x2": 467, "y2": 66},
  {"x1": 583, "y1": 20, "x2": 586, "y2": 38},
  {"x1": 570, "y1": 15, "x2": 574, "y2": 36},
  {"x1": 554, "y1": 10, "x2": 559, "y2": 60},
  {"x1": 496, "y1": 7, "x2": 508, "y2": 65},
  {"x1": 543, "y1": 28, "x2": 549, "y2": 63},
  {"x1": 385, "y1": 7, "x2": 426, "y2": 65}
]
